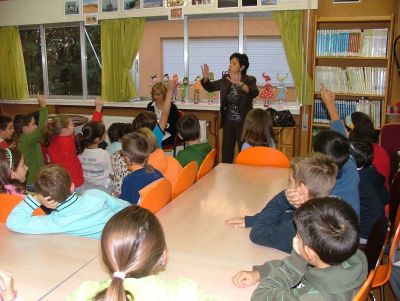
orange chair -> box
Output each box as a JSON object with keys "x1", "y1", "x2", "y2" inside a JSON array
[
  {"x1": 172, "y1": 161, "x2": 198, "y2": 200},
  {"x1": 197, "y1": 149, "x2": 216, "y2": 181},
  {"x1": 371, "y1": 222, "x2": 400, "y2": 301},
  {"x1": 235, "y1": 146, "x2": 290, "y2": 168},
  {"x1": 352, "y1": 270, "x2": 376, "y2": 301},
  {"x1": 139, "y1": 178, "x2": 172, "y2": 213},
  {"x1": 0, "y1": 194, "x2": 45, "y2": 223}
]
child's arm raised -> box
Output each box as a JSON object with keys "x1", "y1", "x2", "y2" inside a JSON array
[
  {"x1": 92, "y1": 97, "x2": 104, "y2": 122},
  {"x1": 26, "y1": 95, "x2": 48, "y2": 145},
  {"x1": 159, "y1": 81, "x2": 175, "y2": 132},
  {"x1": 320, "y1": 85, "x2": 347, "y2": 136}
]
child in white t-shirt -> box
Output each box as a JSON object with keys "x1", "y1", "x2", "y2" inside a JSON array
[{"x1": 77, "y1": 121, "x2": 113, "y2": 193}]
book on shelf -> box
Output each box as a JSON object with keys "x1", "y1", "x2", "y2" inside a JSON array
[
  {"x1": 313, "y1": 98, "x2": 381, "y2": 128},
  {"x1": 316, "y1": 28, "x2": 388, "y2": 57},
  {"x1": 314, "y1": 66, "x2": 386, "y2": 95}
]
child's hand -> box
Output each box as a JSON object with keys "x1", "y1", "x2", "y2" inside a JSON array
[
  {"x1": 0, "y1": 270, "x2": 16, "y2": 301},
  {"x1": 34, "y1": 194, "x2": 58, "y2": 209},
  {"x1": 37, "y1": 95, "x2": 46, "y2": 108},
  {"x1": 95, "y1": 97, "x2": 103, "y2": 112},
  {"x1": 231, "y1": 270, "x2": 260, "y2": 288},
  {"x1": 225, "y1": 217, "x2": 245, "y2": 228},
  {"x1": 285, "y1": 188, "x2": 306, "y2": 208},
  {"x1": 320, "y1": 84, "x2": 339, "y2": 121}
]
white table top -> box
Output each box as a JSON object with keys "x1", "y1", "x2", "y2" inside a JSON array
[
  {"x1": 0, "y1": 226, "x2": 99, "y2": 300},
  {"x1": 2, "y1": 164, "x2": 289, "y2": 300}
]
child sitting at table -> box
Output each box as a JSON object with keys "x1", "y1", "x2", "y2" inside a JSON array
[
  {"x1": 6, "y1": 164, "x2": 129, "y2": 239},
  {"x1": 42, "y1": 97, "x2": 103, "y2": 191},
  {"x1": 119, "y1": 131, "x2": 163, "y2": 205},
  {"x1": 0, "y1": 116, "x2": 15, "y2": 149},
  {"x1": 232, "y1": 197, "x2": 367, "y2": 300},
  {"x1": 77, "y1": 120, "x2": 114, "y2": 193},
  {"x1": 176, "y1": 114, "x2": 211, "y2": 167},
  {"x1": 0, "y1": 148, "x2": 27, "y2": 196},
  {"x1": 13, "y1": 95, "x2": 48, "y2": 187},
  {"x1": 66, "y1": 206, "x2": 214, "y2": 301},
  {"x1": 225, "y1": 152, "x2": 338, "y2": 253},
  {"x1": 240, "y1": 108, "x2": 275, "y2": 151}
]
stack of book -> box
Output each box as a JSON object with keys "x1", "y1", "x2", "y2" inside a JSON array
[
  {"x1": 313, "y1": 98, "x2": 381, "y2": 128},
  {"x1": 315, "y1": 66, "x2": 386, "y2": 95},
  {"x1": 316, "y1": 28, "x2": 388, "y2": 57}
]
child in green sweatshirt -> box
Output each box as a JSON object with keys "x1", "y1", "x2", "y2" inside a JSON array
[{"x1": 14, "y1": 95, "x2": 48, "y2": 186}]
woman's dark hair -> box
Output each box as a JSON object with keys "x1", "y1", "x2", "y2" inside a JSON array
[
  {"x1": 13, "y1": 113, "x2": 34, "y2": 135},
  {"x1": 0, "y1": 148, "x2": 26, "y2": 194},
  {"x1": 349, "y1": 111, "x2": 378, "y2": 143},
  {"x1": 230, "y1": 52, "x2": 249, "y2": 75},
  {"x1": 0, "y1": 116, "x2": 12, "y2": 130},
  {"x1": 94, "y1": 206, "x2": 166, "y2": 301},
  {"x1": 76, "y1": 121, "x2": 105, "y2": 154}
]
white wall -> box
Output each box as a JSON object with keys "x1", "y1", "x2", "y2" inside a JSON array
[{"x1": 0, "y1": 0, "x2": 317, "y2": 26}]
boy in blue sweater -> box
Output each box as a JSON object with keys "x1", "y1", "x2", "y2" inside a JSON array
[
  {"x1": 225, "y1": 152, "x2": 338, "y2": 253},
  {"x1": 6, "y1": 164, "x2": 130, "y2": 239}
]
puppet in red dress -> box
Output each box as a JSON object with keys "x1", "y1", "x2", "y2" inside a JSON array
[{"x1": 260, "y1": 73, "x2": 274, "y2": 107}]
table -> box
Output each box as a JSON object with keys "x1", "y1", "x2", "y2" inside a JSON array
[
  {"x1": 1, "y1": 164, "x2": 289, "y2": 300},
  {"x1": 0, "y1": 225, "x2": 99, "y2": 300},
  {"x1": 45, "y1": 164, "x2": 289, "y2": 300}
]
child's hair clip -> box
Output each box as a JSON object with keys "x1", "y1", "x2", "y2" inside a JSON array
[{"x1": 4, "y1": 148, "x2": 12, "y2": 170}]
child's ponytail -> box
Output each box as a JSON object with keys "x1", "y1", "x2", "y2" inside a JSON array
[
  {"x1": 42, "y1": 115, "x2": 71, "y2": 147},
  {"x1": 76, "y1": 121, "x2": 105, "y2": 155},
  {"x1": 94, "y1": 277, "x2": 133, "y2": 301}
]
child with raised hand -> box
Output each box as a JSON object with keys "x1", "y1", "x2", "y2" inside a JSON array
[
  {"x1": 6, "y1": 164, "x2": 129, "y2": 239},
  {"x1": 225, "y1": 152, "x2": 338, "y2": 253},
  {"x1": 241, "y1": 108, "x2": 275, "y2": 151},
  {"x1": 176, "y1": 114, "x2": 212, "y2": 168},
  {"x1": 13, "y1": 95, "x2": 48, "y2": 187},
  {"x1": 42, "y1": 97, "x2": 103, "y2": 191},
  {"x1": 0, "y1": 148, "x2": 27, "y2": 196},
  {"x1": 232, "y1": 197, "x2": 367, "y2": 300},
  {"x1": 0, "y1": 116, "x2": 15, "y2": 148},
  {"x1": 77, "y1": 111, "x2": 113, "y2": 193},
  {"x1": 66, "y1": 206, "x2": 214, "y2": 301},
  {"x1": 119, "y1": 131, "x2": 163, "y2": 205}
]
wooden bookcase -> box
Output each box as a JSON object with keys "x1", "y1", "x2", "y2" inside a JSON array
[{"x1": 310, "y1": 15, "x2": 394, "y2": 149}]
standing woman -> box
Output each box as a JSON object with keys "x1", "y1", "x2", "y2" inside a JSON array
[{"x1": 201, "y1": 53, "x2": 259, "y2": 163}]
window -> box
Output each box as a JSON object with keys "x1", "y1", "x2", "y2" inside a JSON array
[
  {"x1": 20, "y1": 28, "x2": 44, "y2": 95},
  {"x1": 85, "y1": 26, "x2": 101, "y2": 96},
  {"x1": 162, "y1": 39, "x2": 184, "y2": 82},
  {"x1": 46, "y1": 26, "x2": 82, "y2": 95},
  {"x1": 245, "y1": 37, "x2": 294, "y2": 86}
]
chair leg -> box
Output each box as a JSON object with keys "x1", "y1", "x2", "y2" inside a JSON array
[{"x1": 380, "y1": 286, "x2": 384, "y2": 301}]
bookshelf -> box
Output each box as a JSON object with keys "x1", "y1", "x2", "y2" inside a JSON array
[{"x1": 310, "y1": 15, "x2": 394, "y2": 149}]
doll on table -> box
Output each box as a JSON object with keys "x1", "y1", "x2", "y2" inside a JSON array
[
  {"x1": 193, "y1": 75, "x2": 202, "y2": 104},
  {"x1": 180, "y1": 76, "x2": 189, "y2": 102},
  {"x1": 276, "y1": 73, "x2": 288, "y2": 104},
  {"x1": 260, "y1": 73, "x2": 274, "y2": 107},
  {"x1": 207, "y1": 72, "x2": 216, "y2": 103},
  {"x1": 172, "y1": 74, "x2": 179, "y2": 100}
]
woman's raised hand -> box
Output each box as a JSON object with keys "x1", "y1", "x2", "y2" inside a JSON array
[{"x1": 201, "y1": 64, "x2": 210, "y2": 82}]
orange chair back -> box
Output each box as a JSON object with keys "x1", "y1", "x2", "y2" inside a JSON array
[
  {"x1": 372, "y1": 222, "x2": 400, "y2": 289},
  {"x1": 235, "y1": 146, "x2": 290, "y2": 168},
  {"x1": 172, "y1": 161, "x2": 198, "y2": 200},
  {"x1": 197, "y1": 149, "x2": 216, "y2": 181},
  {"x1": 0, "y1": 194, "x2": 45, "y2": 222},
  {"x1": 139, "y1": 178, "x2": 172, "y2": 214},
  {"x1": 352, "y1": 270, "x2": 376, "y2": 301}
]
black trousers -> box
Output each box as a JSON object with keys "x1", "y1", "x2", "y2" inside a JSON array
[{"x1": 222, "y1": 119, "x2": 243, "y2": 163}]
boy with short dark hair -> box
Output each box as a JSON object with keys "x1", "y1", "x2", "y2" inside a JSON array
[
  {"x1": 226, "y1": 152, "x2": 338, "y2": 253},
  {"x1": 232, "y1": 197, "x2": 367, "y2": 300},
  {"x1": 352, "y1": 140, "x2": 389, "y2": 239},
  {"x1": 176, "y1": 114, "x2": 212, "y2": 167},
  {"x1": 6, "y1": 164, "x2": 130, "y2": 239},
  {"x1": 313, "y1": 86, "x2": 360, "y2": 216}
]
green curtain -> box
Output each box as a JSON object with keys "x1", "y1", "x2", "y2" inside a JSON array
[
  {"x1": 0, "y1": 26, "x2": 29, "y2": 99},
  {"x1": 101, "y1": 18, "x2": 145, "y2": 102},
  {"x1": 272, "y1": 11, "x2": 313, "y2": 105}
]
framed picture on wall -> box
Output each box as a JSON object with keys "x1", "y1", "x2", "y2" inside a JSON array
[
  {"x1": 143, "y1": 0, "x2": 163, "y2": 8},
  {"x1": 65, "y1": 0, "x2": 80, "y2": 15},
  {"x1": 85, "y1": 14, "x2": 98, "y2": 25},
  {"x1": 83, "y1": 0, "x2": 99, "y2": 14},
  {"x1": 242, "y1": 0, "x2": 257, "y2": 6},
  {"x1": 124, "y1": 0, "x2": 140, "y2": 10},
  {"x1": 190, "y1": 0, "x2": 214, "y2": 6},
  {"x1": 260, "y1": 0, "x2": 277, "y2": 5},
  {"x1": 168, "y1": 6, "x2": 184, "y2": 20},
  {"x1": 333, "y1": 0, "x2": 361, "y2": 3},
  {"x1": 101, "y1": 0, "x2": 118, "y2": 12},
  {"x1": 217, "y1": 0, "x2": 238, "y2": 8}
]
